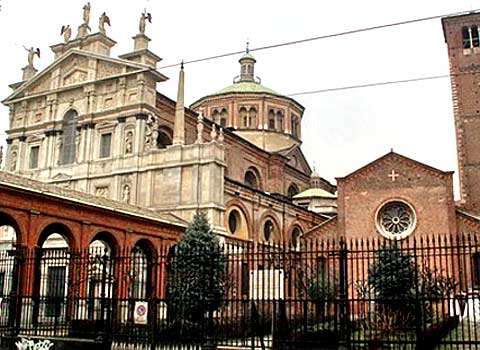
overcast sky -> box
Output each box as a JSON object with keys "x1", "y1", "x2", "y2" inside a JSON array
[{"x1": 0, "y1": 0, "x2": 477, "y2": 196}]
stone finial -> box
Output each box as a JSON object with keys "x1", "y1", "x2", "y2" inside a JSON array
[
  {"x1": 210, "y1": 124, "x2": 217, "y2": 142},
  {"x1": 172, "y1": 63, "x2": 185, "y2": 145},
  {"x1": 218, "y1": 127, "x2": 224, "y2": 144},
  {"x1": 196, "y1": 113, "x2": 204, "y2": 144}
]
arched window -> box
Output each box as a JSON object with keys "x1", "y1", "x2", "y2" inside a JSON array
[
  {"x1": 244, "y1": 168, "x2": 260, "y2": 190},
  {"x1": 277, "y1": 111, "x2": 284, "y2": 132},
  {"x1": 220, "y1": 109, "x2": 228, "y2": 127},
  {"x1": 211, "y1": 109, "x2": 220, "y2": 124},
  {"x1": 291, "y1": 115, "x2": 299, "y2": 138},
  {"x1": 248, "y1": 107, "x2": 257, "y2": 128},
  {"x1": 268, "y1": 110, "x2": 276, "y2": 129},
  {"x1": 61, "y1": 110, "x2": 78, "y2": 165},
  {"x1": 263, "y1": 219, "x2": 275, "y2": 242},
  {"x1": 130, "y1": 242, "x2": 152, "y2": 300},
  {"x1": 287, "y1": 183, "x2": 299, "y2": 199},
  {"x1": 291, "y1": 227, "x2": 302, "y2": 249},
  {"x1": 87, "y1": 237, "x2": 114, "y2": 320},
  {"x1": 157, "y1": 127, "x2": 173, "y2": 148},
  {"x1": 239, "y1": 107, "x2": 248, "y2": 127}
]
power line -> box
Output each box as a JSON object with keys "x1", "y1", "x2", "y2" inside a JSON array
[
  {"x1": 157, "y1": 9, "x2": 479, "y2": 70},
  {"x1": 287, "y1": 74, "x2": 449, "y2": 96}
]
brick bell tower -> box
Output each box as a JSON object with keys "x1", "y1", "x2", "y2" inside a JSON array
[{"x1": 443, "y1": 12, "x2": 480, "y2": 213}]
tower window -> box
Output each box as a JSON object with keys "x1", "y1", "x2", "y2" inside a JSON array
[
  {"x1": 29, "y1": 145, "x2": 40, "y2": 169},
  {"x1": 277, "y1": 111, "x2": 284, "y2": 132},
  {"x1": 239, "y1": 107, "x2": 248, "y2": 127},
  {"x1": 99, "y1": 133, "x2": 112, "y2": 158},
  {"x1": 463, "y1": 25, "x2": 480, "y2": 49},
  {"x1": 268, "y1": 110, "x2": 276, "y2": 129}
]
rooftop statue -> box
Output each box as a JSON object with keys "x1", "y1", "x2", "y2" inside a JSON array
[
  {"x1": 60, "y1": 25, "x2": 72, "y2": 42},
  {"x1": 83, "y1": 2, "x2": 91, "y2": 27},
  {"x1": 99, "y1": 12, "x2": 111, "y2": 34},
  {"x1": 139, "y1": 10, "x2": 152, "y2": 34},
  {"x1": 24, "y1": 46, "x2": 40, "y2": 68}
]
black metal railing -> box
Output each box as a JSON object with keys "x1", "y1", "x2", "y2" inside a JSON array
[{"x1": 0, "y1": 235, "x2": 479, "y2": 349}]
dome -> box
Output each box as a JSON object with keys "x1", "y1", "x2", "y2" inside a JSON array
[{"x1": 214, "y1": 81, "x2": 281, "y2": 96}]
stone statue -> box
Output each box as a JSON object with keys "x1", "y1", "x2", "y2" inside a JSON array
[
  {"x1": 139, "y1": 10, "x2": 152, "y2": 34},
  {"x1": 210, "y1": 124, "x2": 217, "y2": 141},
  {"x1": 125, "y1": 131, "x2": 133, "y2": 154},
  {"x1": 99, "y1": 12, "x2": 111, "y2": 34},
  {"x1": 218, "y1": 127, "x2": 224, "y2": 144},
  {"x1": 144, "y1": 114, "x2": 158, "y2": 151},
  {"x1": 10, "y1": 151, "x2": 17, "y2": 171},
  {"x1": 83, "y1": 2, "x2": 91, "y2": 27},
  {"x1": 122, "y1": 184, "x2": 131, "y2": 202},
  {"x1": 60, "y1": 25, "x2": 72, "y2": 42},
  {"x1": 24, "y1": 47, "x2": 40, "y2": 68},
  {"x1": 196, "y1": 113, "x2": 204, "y2": 143},
  {"x1": 56, "y1": 137, "x2": 63, "y2": 165}
]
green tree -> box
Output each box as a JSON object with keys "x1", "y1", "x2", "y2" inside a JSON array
[
  {"x1": 167, "y1": 212, "x2": 226, "y2": 328},
  {"x1": 368, "y1": 243, "x2": 418, "y2": 327}
]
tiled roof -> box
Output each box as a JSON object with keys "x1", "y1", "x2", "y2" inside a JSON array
[{"x1": 0, "y1": 171, "x2": 187, "y2": 228}]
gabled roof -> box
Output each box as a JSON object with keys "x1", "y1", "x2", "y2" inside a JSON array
[
  {"x1": 3, "y1": 49, "x2": 168, "y2": 104},
  {"x1": 336, "y1": 151, "x2": 453, "y2": 182},
  {"x1": 276, "y1": 143, "x2": 312, "y2": 175}
]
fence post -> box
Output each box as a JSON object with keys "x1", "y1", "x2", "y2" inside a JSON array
[
  {"x1": 338, "y1": 239, "x2": 350, "y2": 350},
  {"x1": 5, "y1": 247, "x2": 25, "y2": 350}
]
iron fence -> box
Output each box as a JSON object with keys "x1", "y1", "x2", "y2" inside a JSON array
[{"x1": 0, "y1": 235, "x2": 479, "y2": 349}]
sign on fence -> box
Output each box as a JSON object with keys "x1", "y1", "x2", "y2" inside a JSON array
[
  {"x1": 249, "y1": 269, "x2": 284, "y2": 300},
  {"x1": 134, "y1": 301, "x2": 148, "y2": 325}
]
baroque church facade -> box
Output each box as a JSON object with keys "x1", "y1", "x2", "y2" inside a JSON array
[
  {"x1": 1, "y1": 6, "x2": 334, "y2": 247},
  {"x1": 2, "y1": 8, "x2": 480, "y2": 246}
]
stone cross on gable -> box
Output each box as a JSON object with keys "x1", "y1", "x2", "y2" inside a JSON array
[{"x1": 388, "y1": 169, "x2": 399, "y2": 182}]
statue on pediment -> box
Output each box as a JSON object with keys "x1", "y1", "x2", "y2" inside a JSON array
[
  {"x1": 139, "y1": 10, "x2": 152, "y2": 35},
  {"x1": 99, "y1": 12, "x2": 111, "y2": 34},
  {"x1": 61, "y1": 25, "x2": 72, "y2": 42},
  {"x1": 83, "y1": 2, "x2": 91, "y2": 27},
  {"x1": 24, "y1": 47, "x2": 40, "y2": 68}
]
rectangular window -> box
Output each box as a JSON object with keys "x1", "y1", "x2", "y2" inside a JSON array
[
  {"x1": 100, "y1": 133, "x2": 112, "y2": 158},
  {"x1": 29, "y1": 146, "x2": 40, "y2": 169},
  {"x1": 46, "y1": 266, "x2": 66, "y2": 317}
]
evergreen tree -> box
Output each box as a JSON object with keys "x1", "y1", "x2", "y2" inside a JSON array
[
  {"x1": 168, "y1": 212, "x2": 226, "y2": 326},
  {"x1": 368, "y1": 243, "x2": 417, "y2": 326}
]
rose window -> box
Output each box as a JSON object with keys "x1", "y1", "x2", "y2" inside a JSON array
[{"x1": 376, "y1": 201, "x2": 416, "y2": 239}]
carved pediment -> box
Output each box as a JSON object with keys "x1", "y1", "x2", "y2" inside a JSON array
[
  {"x1": 3, "y1": 50, "x2": 168, "y2": 105},
  {"x1": 52, "y1": 172, "x2": 72, "y2": 181},
  {"x1": 63, "y1": 69, "x2": 88, "y2": 86},
  {"x1": 283, "y1": 146, "x2": 311, "y2": 175}
]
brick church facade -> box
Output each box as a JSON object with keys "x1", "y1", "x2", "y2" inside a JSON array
[{"x1": 2, "y1": 8, "x2": 480, "y2": 248}]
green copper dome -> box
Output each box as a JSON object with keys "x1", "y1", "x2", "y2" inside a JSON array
[
  {"x1": 215, "y1": 82, "x2": 281, "y2": 96},
  {"x1": 240, "y1": 52, "x2": 256, "y2": 61}
]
